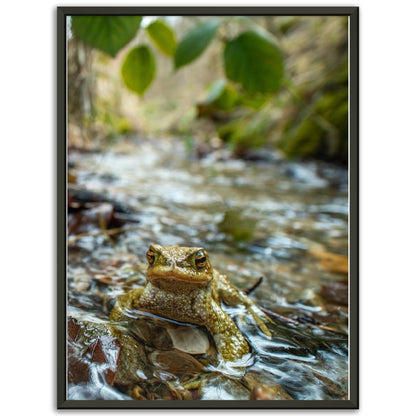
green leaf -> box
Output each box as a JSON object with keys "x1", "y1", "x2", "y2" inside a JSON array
[
  {"x1": 146, "y1": 20, "x2": 177, "y2": 57},
  {"x1": 205, "y1": 79, "x2": 227, "y2": 103},
  {"x1": 71, "y1": 16, "x2": 142, "y2": 57},
  {"x1": 224, "y1": 31, "x2": 284, "y2": 94},
  {"x1": 239, "y1": 92, "x2": 270, "y2": 109},
  {"x1": 206, "y1": 80, "x2": 239, "y2": 111},
  {"x1": 215, "y1": 86, "x2": 239, "y2": 111},
  {"x1": 121, "y1": 46, "x2": 156, "y2": 96},
  {"x1": 174, "y1": 19, "x2": 220, "y2": 69}
]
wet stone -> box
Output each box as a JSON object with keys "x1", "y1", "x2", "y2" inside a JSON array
[
  {"x1": 320, "y1": 281, "x2": 348, "y2": 306},
  {"x1": 112, "y1": 330, "x2": 149, "y2": 387},
  {"x1": 167, "y1": 326, "x2": 210, "y2": 355},
  {"x1": 67, "y1": 318, "x2": 123, "y2": 387},
  {"x1": 311, "y1": 369, "x2": 348, "y2": 398},
  {"x1": 128, "y1": 317, "x2": 174, "y2": 350},
  {"x1": 68, "y1": 315, "x2": 113, "y2": 346},
  {"x1": 244, "y1": 371, "x2": 293, "y2": 400},
  {"x1": 128, "y1": 314, "x2": 212, "y2": 355},
  {"x1": 83, "y1": 335, "x2": 122, "y2": 386},
  {"x1": 67, "y1": 145, "x2": 350, "y2": 400},
  {"x1": 199, "y1": 374, "x2": 251, "y2": 400},
  {"x1": 150, "y1": 350, "x2": 205, "y2": 376},
  {"x1": 67, "y1": 316, "x2": 151, "y2": 395}
]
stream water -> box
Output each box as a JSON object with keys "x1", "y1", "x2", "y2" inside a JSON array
[{"x1": 67, "y1": 137, "x2": 349, "y2": 401}]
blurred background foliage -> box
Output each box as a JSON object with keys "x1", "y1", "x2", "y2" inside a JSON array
[{"x1": 68, "y1": 15, "x2": 348, "y2": 163}]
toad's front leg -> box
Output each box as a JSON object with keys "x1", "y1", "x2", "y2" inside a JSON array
[
  {"x1": 204, "y1": 301, "x2": 250, "y2": 361},
  {"x1": 217, "y1": 272, "x2": 272, "y2": 338},
  {"x1": 109, "y1": 287, "x2": 144, "y2": 322}
]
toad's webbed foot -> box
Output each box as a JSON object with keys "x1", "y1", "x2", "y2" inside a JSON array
[
  {"x1": 206, "y1": 302, "x2": 250, "y2": 361},
  {"x1": 217, "y1": 272, "x2": 272, "y2": 338},
  {"x1": 246, "y1": 304, "x2": 273, "y2": 339}
]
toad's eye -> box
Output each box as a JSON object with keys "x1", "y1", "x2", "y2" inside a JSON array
[
  {"x1": 146, "y1": 249, "x2": 156, "y2": 265},
  {"x1": 195, "y1": 250, "x2": 207, "y2": 269}
]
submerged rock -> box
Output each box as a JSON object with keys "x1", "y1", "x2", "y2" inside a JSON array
[
  {"x1": 244, "y1": 371, "x2": 293, "y2": 400},
  {"x1": 128, "y1": 313, "x2": 212, "y2": 356},
  {"x1": 83, "y1": 335, "x2": 122, "y2": 386},
  {"x1": 112, "y1": 330, "x2": 148, "y2": 387},
  {"x1": 167, "y1": 326, "x2": 211, "y2": 355},
  {"x1": 320, "y1": 281, "x2": 348, "y2": 306},
  {"x1": 150, "y1": 350, "x2": 205, "y2": 376},
  {"x1": 199, "y1": 373, "x2": 251, "y2": 400},
  {"x1": 67, "y1": 317, "x2": 148, "y2": 392},
  {"x1": 67, "y1": 317, "x2": 122, "y2": 387}
]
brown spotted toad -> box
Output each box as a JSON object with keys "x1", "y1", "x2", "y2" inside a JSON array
[{"x1": 110, "y1": 244, "x2": 271, "y2": 361}]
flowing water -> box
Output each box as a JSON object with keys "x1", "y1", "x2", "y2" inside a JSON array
[{"x1": 67, "y1": 137, "x2": 349, "y2": 401}]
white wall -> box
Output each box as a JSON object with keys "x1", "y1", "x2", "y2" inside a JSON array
[{"x1": 1, "y1": 0, "x2": 415, "y2": 414}]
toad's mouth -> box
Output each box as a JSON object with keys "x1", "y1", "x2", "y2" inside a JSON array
[{"x1": 146, "y1": 268, "x2": 213, "y2": 283}]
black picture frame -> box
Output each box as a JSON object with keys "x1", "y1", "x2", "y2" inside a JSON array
[{"x1": 57, "y1": 6, "x2": 358, "y2": 409}]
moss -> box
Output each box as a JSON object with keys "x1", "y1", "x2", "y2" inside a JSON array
[
  {"x1": 218, "y1": 110, "x2": 273, "y2": 153},
  {"x1": 116, "y1": 118, "x2": 134, "y2": 136},
  {"x1": 282, "y1": 117, "x2": 325, "y2": 159},
  {"x1": 279, "y1": 83, "x2": 348, "y2": 163}
]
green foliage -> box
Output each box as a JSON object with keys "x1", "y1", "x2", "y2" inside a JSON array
[
  {"x1": 279, "y1": 89, "x2": 349, "y2": 161},
  {"x1": 174, "y1": 20, "x2": 220, "y2": 69},
  {"x1": 97, "y1": 113, "x2": 134, "y2": 140},
  {"x1": 315, "y1": 89, "x2": 348, "y2": 132},
  {"x1": 146, "y1": 20, "x2": 177, "y2": 57},
  {"x1": 70, "y1": 15, "x2": 349, "y2": 163},
  {"x1": 218, "y1": 110, "x2": 272, "y2": 150},
  {"x1": 121, "y1": 46, "x2": 156, "y2": 96},
  {"x1": 72, "y1": 17, "x2": 286, "y2": 102},
  {"x1": 71, "y1": 16, "x2": 142, "y2": 57},
  {"x1": 282, "y1": 118, "x2": 324, "y2": 159},
  {"x1": 205, "y1": 80, "x2": 239, "y2": 111},
  {"x1": 224, "y1": 31, "x2": 284, "y2": 94},
  {"x1": 214, "y1": 86, "x2": 240, "y2": 111},
  {"x1": 116, "y1": 118, "x2": 135, "y2": 136},
  {"x1": 199, "y1": 80, "x2": 271, "y2": 119},
  {"x1": 205, "y1": 79, "x2": 227, "y2": 103},
  {"x1": 279, "y1": 58, "x2": 349, "y2": 162},
  {"x1": 238, "y1": 92, "x2": 270, "y2": 110}
]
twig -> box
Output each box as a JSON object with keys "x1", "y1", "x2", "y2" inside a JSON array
[
  {"x1": 260, "y1": 307, "x2": 345, "y2": 335},
  {"x1": 244, "y1": 276, "x2": 264, "y2": 295}
]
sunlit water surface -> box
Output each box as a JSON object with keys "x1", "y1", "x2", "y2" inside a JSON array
[{"x1": 67, "y1": 138, "x2": 349, "y2": 401}]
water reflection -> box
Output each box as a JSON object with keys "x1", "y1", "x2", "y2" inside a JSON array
[{"x1": 67, "y1": 137, "x2": 349, "y2": 400}]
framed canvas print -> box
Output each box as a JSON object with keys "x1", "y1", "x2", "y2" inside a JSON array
[{"x1": 57, "y1": 6, "x2": 358, "y2": 409}]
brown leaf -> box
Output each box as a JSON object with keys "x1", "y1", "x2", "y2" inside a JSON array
[
  {"x1": 83, "y1": 336, "x2": 123, "y2": 386},
  {"x1": 67, "y1": 317, "x2": 80, "y2": 342},
  {"x1": 68, "y1": 355, "x2": 90, "y2": 384},
  {"x1": 320, "y1": 281, "x2": 348, "y2": 306},
  {"x1": 308, "y1": 243, "x2": 348, "y2": 274}
]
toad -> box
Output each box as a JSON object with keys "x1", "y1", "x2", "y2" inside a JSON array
[{"x1": 110, "y1": 244, "x2": 271, "y2": 361}]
